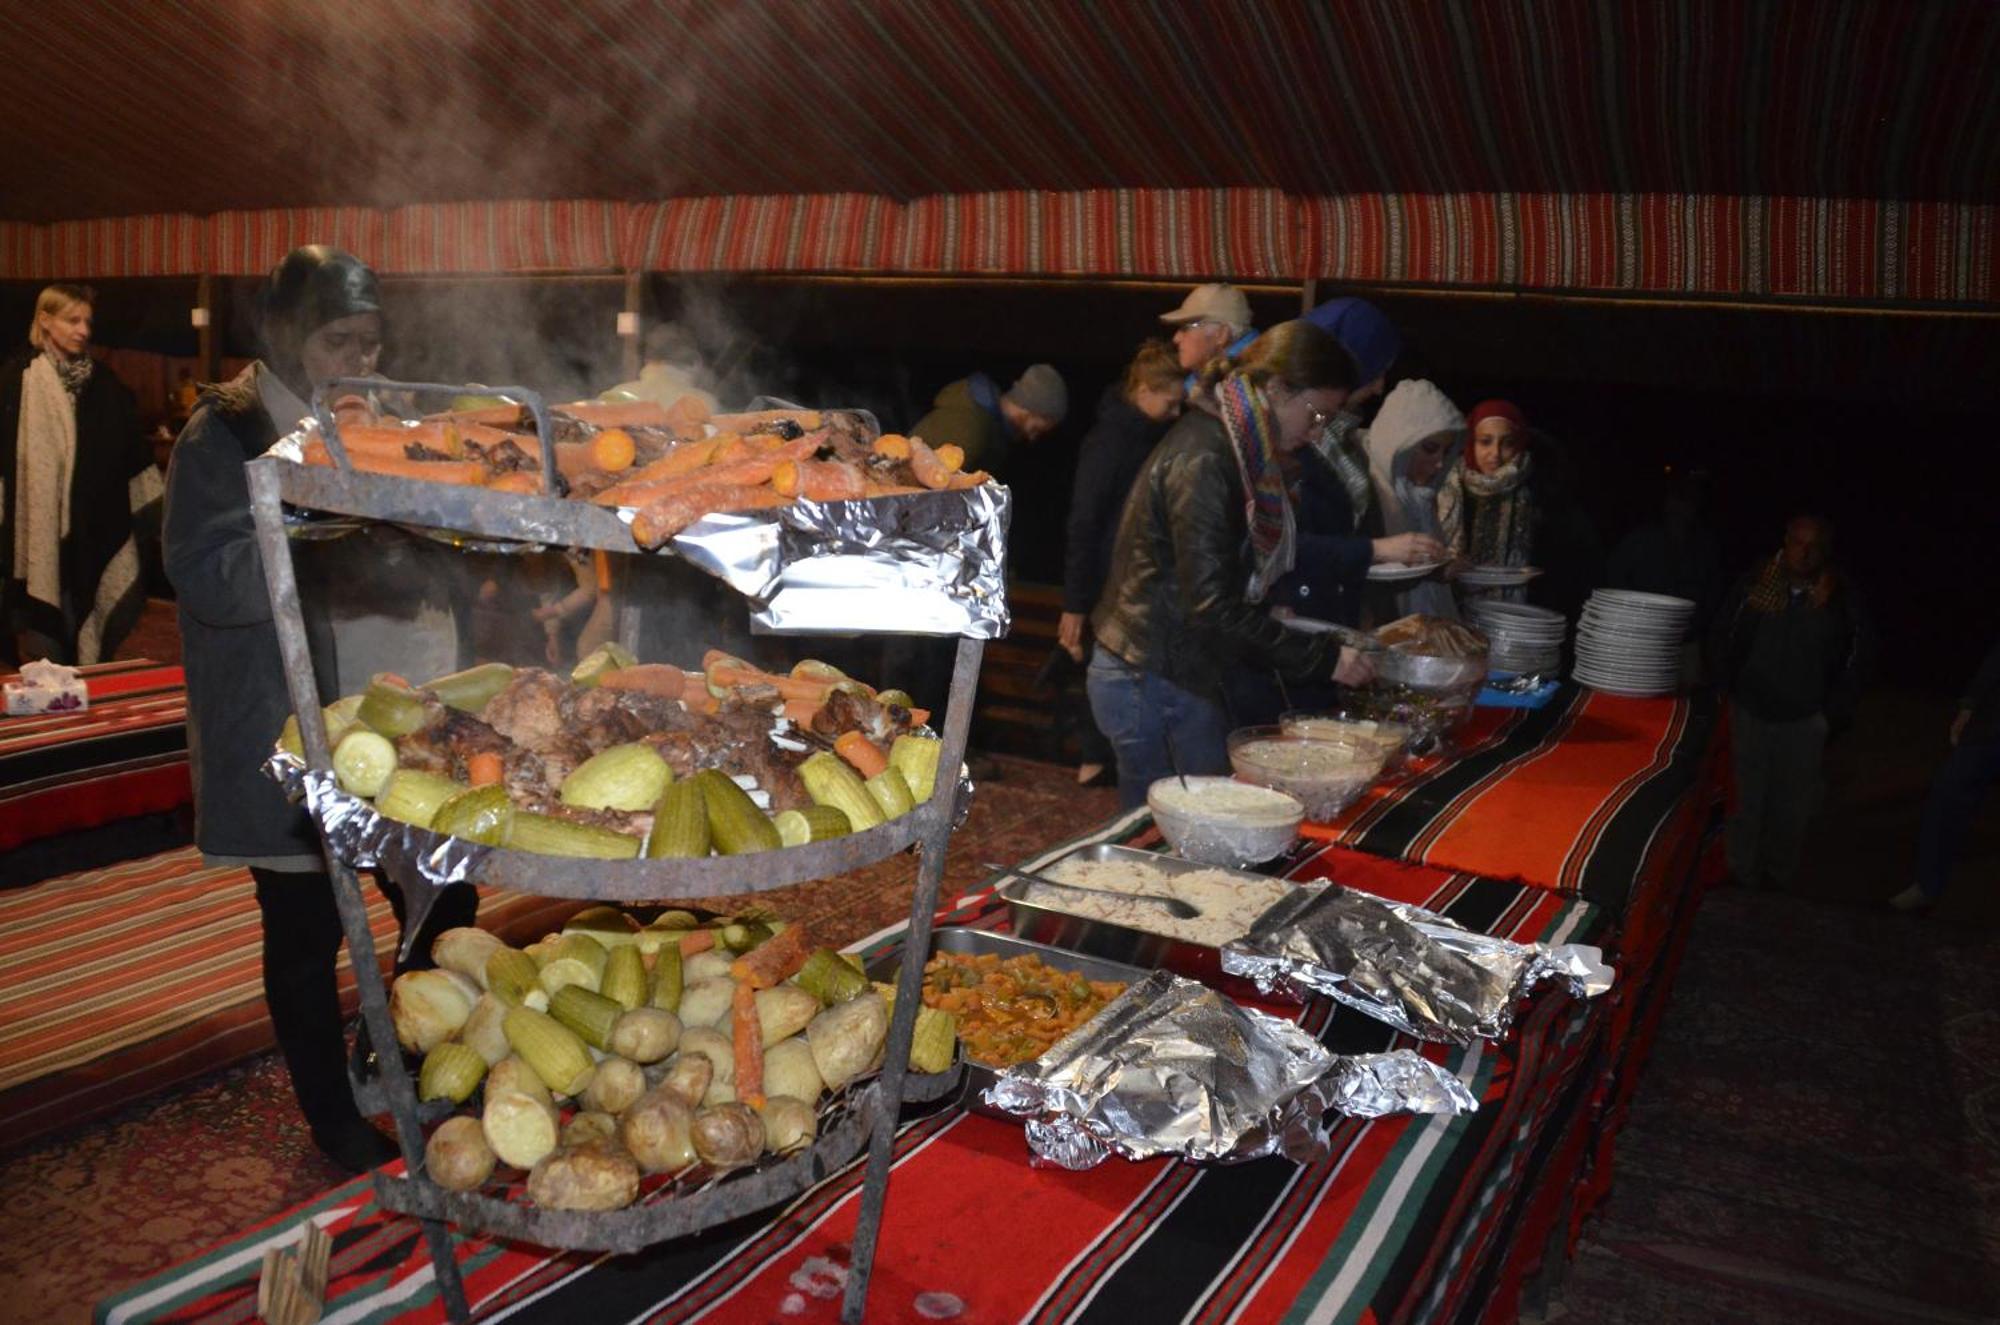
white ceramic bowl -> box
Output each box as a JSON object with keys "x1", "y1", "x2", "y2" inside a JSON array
[{"x1": 1146, "y1": 775, "x2": 1304, "y2": 866}]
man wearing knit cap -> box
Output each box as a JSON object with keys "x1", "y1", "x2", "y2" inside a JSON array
[
  {"x1": 909, "y1": 361, "x2": 1069, "y2": 478},
  {"x1": 1160, "y1": 283, "x2": 1255, "y2": 375}
]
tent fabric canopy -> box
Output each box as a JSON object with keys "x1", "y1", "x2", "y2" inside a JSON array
[{"x1": 1, "y1": 1, "x2": 1994, "y2": 302}]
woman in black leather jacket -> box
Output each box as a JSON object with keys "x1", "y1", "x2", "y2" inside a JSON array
[{"x1": 1087, "y1": 321, "x2": 1375, "y2": 807}]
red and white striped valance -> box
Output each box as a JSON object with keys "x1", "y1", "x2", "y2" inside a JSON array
[
  {"x1": 380, "y1": 200, "x2": 624, "y2": 274},
  {"x1": 1297, "y1": 194, "x2": 1999, "y2": 304},
  {"x1": 892, "y1": 190, "x2": 1295, "y2": 279},
  {"x1": 205, "y1": 208, "x2": 385, "y2": 276},
  {"x1": 624, "y1": 195, "x2": 899, "y2": 273},
  {"x1": 5, "y1": 193, "x2": 1994, "y2": 306}
]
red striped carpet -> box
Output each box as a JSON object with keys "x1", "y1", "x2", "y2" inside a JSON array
[{"x1": 0, "y1": 848, "x2": 579, "y2": 1148}]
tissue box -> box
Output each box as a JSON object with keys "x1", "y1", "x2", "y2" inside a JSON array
[{"x1": 4, "y1": 675, "x2": 89, "y2": 715}]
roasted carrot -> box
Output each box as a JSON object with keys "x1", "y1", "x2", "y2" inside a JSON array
[
  {"x1": 630, "y1": 483, "x2": 790, "y2": 548},
  {"x1": 782, "y1": 697, "x2": 823, "y2": 727},
  {"x1": 772, "y1": 459, "x2": 865, "y2": 502},
  {"x1": 486, "y1": 471, "x2": 543, "y2": 494},
  {"x1": 728, "y1": 923, "x2": 815, "y2": 989},
  {"x1": 678, "y1": 929, "x2": 717, "y2": 957},
  {"x1": 709, "y1": 435, "x2": 758, "y2": 465},
  {"x1": 863, "y1": 479, "x2": 926, "y2": 498},
  {"x1": 302, "y1": 428, "x2": 435, "y2": 463},
  {"x1": 947, "y1": 469, "x2": 992, "y2": 489},
  {"x1": 466, "y1": 751, "x2": 504, "y2": 786},
  {"x1": 558, "y1": 399, "x2": 673, "y2": 428},
  {"x1": 872, "y1": 434, "x2": 912, "y2": 460},
  {"x1": 594, "y1": 449, "x2": 801, "y2": 509},
  {"x1": 833, "y1": 730, "x2": 890, "y2": 779},
  {"x1": 596, "y1": 663, "x2": 686, "y2": 700},
  {"x1": 665, "y1": 393, "x2": 711, "y2": 429},
  {"x1": 301, "y1": 440, "x2": 489, "y2": 486},
  {"x1": 435, "y1": 403, "x2": 527, "y2": 427},
  {"x1": 934, "y1": 443, "x2": 965, "y2": 473},
  {"x1": 731, "y1": 982, "x2": 765, "y2": 1109},
  {"x1": 590, "y1": 427, "x2": 637, "y2": 473},
  {"x1": 908, "y1": 438, "x2": 954, "y2": 490},
  {"x1": 710, "y1": 408, "x2": 822, "y2": 433}
]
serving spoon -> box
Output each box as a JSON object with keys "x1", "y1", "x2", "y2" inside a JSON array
[{"x1": 984, "y1": 863, "x2": 1201, "y2": 919}]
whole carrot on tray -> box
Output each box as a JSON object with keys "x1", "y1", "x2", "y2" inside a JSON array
[
  {"x1": 731, "y1": 981, "x2": 765, "y2": 1110},
  {"x1": 630, "y1": 483, "x2": 790, "y2": 548}
]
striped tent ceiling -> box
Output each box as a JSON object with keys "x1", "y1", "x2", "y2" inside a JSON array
[{"x1": 5, "y1": 0, "x2": 1995, "y2": 224}]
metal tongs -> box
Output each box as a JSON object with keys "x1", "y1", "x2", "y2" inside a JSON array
[{"x1": 986, "y1": 863, "x2": 1200, "y2": 919}]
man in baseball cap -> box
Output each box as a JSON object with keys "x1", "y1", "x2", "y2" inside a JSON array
[{"x1": 1160, "y1": 283, "x2": 1255, "y2": 375}]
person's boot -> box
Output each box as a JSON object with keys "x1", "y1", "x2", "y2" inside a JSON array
[
  {"x1": 266, "y1": 955, "x2": 398, "y2": 1172},
  {"x1": 1887, "y1": 884, "x2": 1933, "y2": 914}
]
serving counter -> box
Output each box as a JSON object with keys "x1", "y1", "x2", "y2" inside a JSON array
[{"x1": 98, "y1": 671, "x2": 1723, "y2": 1325}]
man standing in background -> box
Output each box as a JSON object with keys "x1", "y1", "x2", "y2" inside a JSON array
[
  {"x1": 1711, "y1": 514, "x2": 1872, "y2": 891},
  {"x1": 1891, "y1": 636, "x2": 2000, "y2": 912},
  {"x1": 909, "y1": 362, "x2": 1068, "y2": 479}
]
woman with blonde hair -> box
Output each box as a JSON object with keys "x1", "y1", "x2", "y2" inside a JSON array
[
  {"x1": 1, "y1": 284, "x2": 157, "y2": 664},
  {"x1": 1088, "y1": 320, "x2": 1374, "y2": 806}
]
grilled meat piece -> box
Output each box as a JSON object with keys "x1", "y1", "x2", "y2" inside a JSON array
[
  {"x1": 483, "y1": 668, "x2": 570, "y2": 752},
  {"x1": 645, "y1": 707, "x2": 811, "y2": 812},
  {"x1": 395, "y1": 704, "x2": 533, "y2": 787}
]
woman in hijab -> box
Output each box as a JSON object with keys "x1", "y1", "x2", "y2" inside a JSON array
[
  {"x1": 164, "y1": 246, "x2": 476, "y2": 1172},
  {"x1": 1364, "y1": 379, "x2": 1465, "y2": 620},
  {"x1": 1088, "y1": 321, "x2": 1374, "y2": 807},
  {"x1": 1438, "y1": 399, "x2": 1537, "y2": 597},
  {"x1": 0, "y1": 284, "x2": 158, "y2": 665}
]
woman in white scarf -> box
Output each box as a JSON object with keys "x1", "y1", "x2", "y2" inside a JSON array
[
  {"x1": 1363, "y1": 380, "x2": 1465, "y2": 620},
  {"x1": 1, "y1": 284, "x2": 157, "y2": 664}
]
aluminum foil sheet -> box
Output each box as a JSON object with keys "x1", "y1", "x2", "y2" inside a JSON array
[
  {"x1": 1219, "y1": 886, "x2": 1614, "y2": 1044},
  {"x1": 981, "y1": 970, "x2": 1475, "y2": 1170},
  {"x1": 264, "y1": 421, "x2": 1013, "y2": 639}
]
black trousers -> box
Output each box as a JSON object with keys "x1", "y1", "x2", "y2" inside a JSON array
[{"x1": 251, "y1": 866, "x2": 478, "y2": 1136}]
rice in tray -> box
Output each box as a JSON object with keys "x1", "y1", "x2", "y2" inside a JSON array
[{"x1": 1033, "y1": 856, "x2": 1299, "y2": 947}]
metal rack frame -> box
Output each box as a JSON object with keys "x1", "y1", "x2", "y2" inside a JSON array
[{"x1": 245, "y1": 387, "x2": 989, "y2": 1323}]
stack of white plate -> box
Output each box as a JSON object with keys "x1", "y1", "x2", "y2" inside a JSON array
[
  {"x1": 1572, "y1": 590, "x2": 1695, "y2": 696},
  {"x1": 1467, "y1": 601, "x2": 1566, "y2": 675}
]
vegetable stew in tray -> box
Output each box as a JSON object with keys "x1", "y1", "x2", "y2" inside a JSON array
[{"x1": 869, "y1": 929, "x2": 1146, "y2": 1117}]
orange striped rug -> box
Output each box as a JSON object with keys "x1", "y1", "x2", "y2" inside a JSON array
[{"x1": 0, "y1": 846, "x2": 577, "y2": 1149}]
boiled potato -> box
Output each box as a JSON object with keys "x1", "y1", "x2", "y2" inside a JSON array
[
  {"x1": 683, "y1": 950, "x2": 733, "y2": 984},
  {"x1": 755, "y1": 985, "x2": 820, "y2": 1046},
  {"x1": 609, "y1": 1007, "x2": 681, "y2": 1063},
  {"x1": 691, "y1": 1103, "x2": 765, "y2": 1169},
  {"x1": 425, "y1": 1115, "x2": 496, "y2": 1191},
  {"x1": 678, "y1": 977, "x2": 735, "y2": 1029},
  {"x1": 761, "y1": 1095, "x2": 817, "y2": 1155},
  {"x1": 620, "y1": 1086, "x2": 696, "y2": 1172},
  {"x1": 482, "y1": 1088, "x2": 559, "y2": 1170},
  {"x1": 527, "y1": 1143, "x2": 640, "y2": 1211},
  {"x1": 583, "y1": 1057, "x2": 646, "y2": 1115},
  {"x1": 561, "y1": 1110, "x2": 620, "y2": 1148},
  {"x1": 763, "y1": 1038, "x2": 825, "y2": 1105},
  {"x1": 658, "y1": 1051, "x2": 712, "y2": 1110},
  {"x1": 807, "y1": 991, "x2": 889, "y2": 1090}
]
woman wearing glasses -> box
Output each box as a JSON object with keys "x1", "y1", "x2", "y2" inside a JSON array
[{"x1": 1086, "y1": 321, "x2": 1375, "y2": 807}]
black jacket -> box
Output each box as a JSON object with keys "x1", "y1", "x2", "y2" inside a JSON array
[
  {"x1": 1265, "y1": 447, "x2": 1376, "y2": 629},
  {"x1": 1, "y1": 348, "x2": 151, "y2": 659},
  {"x1": 1091, "y1": 408, "x2": 1338, "y2": 699},
  {"x1": 1063, "y1": 385, "x2": 1171, "y2": 615},
  {"x1": 1711, "y1": 565, "x2": 1871, "y2": 729},
  {"x1": 164, "y1": 366, "x2": 322, "y2": 861},
  {"x1": 1960, "y1": 638, "x2": 2000, "y2": 744}
]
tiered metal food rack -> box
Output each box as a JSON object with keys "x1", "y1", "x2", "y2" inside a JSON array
[{"x1": 248, "y1": 382, "x2": 988, "y2": 1323}]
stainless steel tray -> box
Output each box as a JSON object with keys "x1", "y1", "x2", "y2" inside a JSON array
[
  {"x1": 865, "y1": 926, "x2": 1148, "y2": 1117},
  {"x1": 999, "y1": 844, "x2": 1308, "y2": 1000}
]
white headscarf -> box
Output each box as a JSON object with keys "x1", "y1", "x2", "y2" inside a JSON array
[
  {"x1": 1363, "y1": 380, "x2": 1465, "y2": 618},
  {"x1": 1364, "y1": 380, "x2": 1465, "y2": 536}
]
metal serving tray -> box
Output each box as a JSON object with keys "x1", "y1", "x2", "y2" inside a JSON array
[
  {"x1": 999, "y1": 844, "x2": 1310, "y2": 999},
  {"x1": 866, "y1": 927, "x2": 1148, "y2": 1117}
]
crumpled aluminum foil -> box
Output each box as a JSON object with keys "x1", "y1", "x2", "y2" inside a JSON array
[
  {"x1": 264, "y1": 419, "x2": 1013, "y2": 638},
  {"x1": 1219, "y1": 886, "x2": 1614, "y2": 1044},
  {"x1": 982, "y1": 970, "x2": 1476, "y2": 1170}
]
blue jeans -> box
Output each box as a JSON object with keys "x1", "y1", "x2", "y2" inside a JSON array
[
  {"x1": 1915, "y1": 738, "x2": 2000, "y2": 901},
  {"x1": 1086, "y1": 647, "x2": 1233, "y2": 810}
]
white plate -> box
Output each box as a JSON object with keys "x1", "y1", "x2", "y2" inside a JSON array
[
  {"x1": 1473, "y1": 602, "x2": 1564, "y2": 621},
  {"x1": 1591, "y1": 590, "x2": 1697, "y2": 611},
  {"x1": 1368, "y1": 561, "x2": 1446, "y2": 583},
  {"x1": 1574, "y1": 675, "x2": 1679, "y2": 698},
  {"x1": 1459, "y1": 565, "x2": 1543, "y2": 587}
]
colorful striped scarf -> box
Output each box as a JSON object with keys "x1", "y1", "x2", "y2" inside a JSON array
[{"x1": 1213, "y1": 374, "x2": 1295, "y2": 601}]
